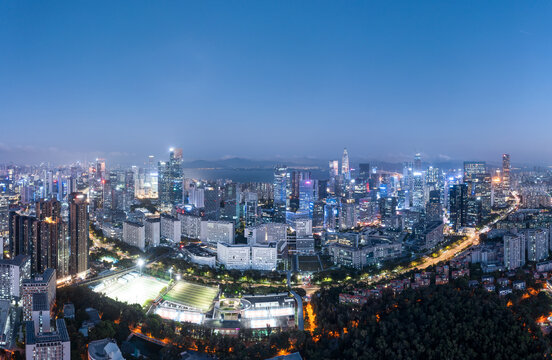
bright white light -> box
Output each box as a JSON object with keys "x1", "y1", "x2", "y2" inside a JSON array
[{"x1": 137, "y1": 259, "x2": 145, "y2": 267}]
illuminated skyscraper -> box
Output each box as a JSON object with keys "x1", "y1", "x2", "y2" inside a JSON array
[
  {"x1": 158, "y1": 148, "x2": 184, "y2": 207},
  {"x1": 69, "y1": 193, "x2": 88, "y2": 276},
  {"x1": 329, "y1": 160, "x2": 339, "y2": 178},
  {"x1": 502, "y1": 154, "x2": 511, "y2": 191},
  {"x1": 341, "y1": 148, "x2": 350, "y2": 180},
  {"x1": 463, "y1": 161, "x2": 491, "y2": 224},
  {"x1": 412, "y1": 172, "x2": 425, "y2": 211},
  {"x1": 449, "y1": 184, "x2": 467, "y2": 231},
  {"x1": 414, "y1": 153, "x2": 422, "y2": 172},
  {"x1": 298, "y1": 179, "x2": 314, "y2": 215}
]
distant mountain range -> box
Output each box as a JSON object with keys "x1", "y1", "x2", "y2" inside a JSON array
[
  {"x1": 182, "y1": 157, "x2": 325, "y2": 169},
  {"x1": 180, "y1": 156, "x2": 521, "y2": 172}
]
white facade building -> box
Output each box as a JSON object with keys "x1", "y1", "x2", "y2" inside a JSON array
[
  {"x1": 0, "y1": 255, "x2": 30, "y2": 300},
  {"x1": 504, "y1": 233, "x2": 525, "y2": 270},
  {"x1": 179, "y1": 214, "x2": 202, "y2": 239},
  {"x1": 160, "y1": 215, "x2": 181, "y2": 242},
  {"x1": 200, "y1": 221, "x2": 234, "y2": 244},
  {"x1": 293, "y1": 219, "x2": 312, "y2": 237},
  {"x1": 217, "y1": 243, "x2": 250, "y2": 270},
  {"x1": 145, "y1": 218, "x2": 160, "y2": 247},
  {"x1": 251, "y1": 245, "x2": 278, "y2": 271},
  {"x1": 123, "y1": 221, "x2": 146, "y2": 250},
  {"x1": 217, "y1": 243, "x2": 277, "y2": 271},
  {"x1": 245, "y1": 223, "x2": 287, "y2": 245}
]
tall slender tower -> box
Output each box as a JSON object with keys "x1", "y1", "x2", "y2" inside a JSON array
[
  {"x1": 414, "y1": 153, "x2": 422, "y2": 172},
  {"x1": 69, "y1": 193, "x2": 88, "y2": 276},
  {"x1": 502, "y1": 154, "x2": 511, "y2": 191},
  {"x1": 341, "y1": 148, "x2": 350, "y2": 180}
]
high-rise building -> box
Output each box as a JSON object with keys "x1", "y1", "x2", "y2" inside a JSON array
[
  {"x1": 412, "y1": 172, "x2": 425, "y2": 211},
  {"x1": 0, "y1": 255, "x2": 30, "y2": 300},
  {"x1": 243, "y1": 192, "x2": 258, "y2": 226},
  {"x1": 502, "y1": 154, "x2": 511, "y2": 191},
  {"x1": 221, "y1": 183, "x2": 239, "y2": 223},
  {"x1": 518, "y1": 228, "x2": 547, "y2": 262},
  {"x1": 69, "y1": 193, "x2": 88, "y2": 276},
  {"x1": 204, "y1": 186, "x2": 220, "y2": 220},
  {"x1": 272, "y1": 166, "x2": 289, "y2": 223},
  {"x1": 123, "y1": 221, "x2": 146, "y2": 250},
  {"x1": 200, "y1": 220, "x2": 234, "y2": 244},
  {"x1": 340, "y1": 198, "x2": 356, "y2": 230},
  {"x1": 504, "y1": 233, "x2": 525, "y2": 270},
  {"x1": 145, "y1": 218, "x2": 160, "y2": 247},
  {"x1": 414, "y1": 153, "x2": 422, "y2": 172},
  {"x1": 21, "y1": 268, "x2": 56, "y2": 322},
  {"x1": 449, "y1": 184, "x2": 468, "y2": 231},
  {"x1": 188, "y1": 187, "x2": 205, "y2": 208},
  {"x1": 426, "y1": 190, "x2": 442, "y2": 222},
  {"x1": 359, "y1": 163, "x2": 371, "y2": 181},
  {"x1": 463, "y1": 161, "x2": 491, "y2": 224},
  {"x1": 35, "y1": 199, "x2": 60, "y2": 221},
  {"x1": 298, "y1": 180, "x2": 314, "y2": 215},
  {"x1": 341, "y1": 148, "x2": 350, "y2": 180},
  {"x1": 158, "y1": 148, "x2": 183, "y2": 207},
  {"x1": 160, "y1": 214, "x2": 181, "y2": 242},
  {"x1": 329, "y1": 160, "x2": 339, "y2": 178}
]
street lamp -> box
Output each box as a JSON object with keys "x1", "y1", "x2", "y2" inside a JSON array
[
  {"x1": 137, "y1": 258, "x2": 145, "y2": 276},
  {"x1": 176, "y1": 274, "x2": 181, "y2": 281}
]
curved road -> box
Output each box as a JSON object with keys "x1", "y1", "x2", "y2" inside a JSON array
[{"x1": 287, "y1": 270, "x2": 304, "y2": 331}]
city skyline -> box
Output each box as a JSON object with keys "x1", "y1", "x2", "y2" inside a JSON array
[{"x1": 2, "y1": 2, "x2": 552, "y2": 164}]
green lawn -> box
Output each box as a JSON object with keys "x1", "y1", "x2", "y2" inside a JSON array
[
  {"x1": 98, "y1": 276, "x2": 167, "y2": 306},
  {"x1": 163, "y1": 281, "x2": 219, "y2": 312}
]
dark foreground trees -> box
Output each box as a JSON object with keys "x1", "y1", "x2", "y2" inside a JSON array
[{"x1": 306, "y1": 281, "x2": 549, "y2": 359}]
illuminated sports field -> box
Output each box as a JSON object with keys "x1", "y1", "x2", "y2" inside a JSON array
[
  {"x1": 96, "y1": 275, "x2": 168, "y2": 306},
  {"x1": 163, "y1": 281, "x2": 219, "y2": 312}
]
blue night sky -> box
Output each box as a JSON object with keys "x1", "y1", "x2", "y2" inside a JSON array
[{"x1": 1, "y1": 1, "x2": 551, "y2": 165}]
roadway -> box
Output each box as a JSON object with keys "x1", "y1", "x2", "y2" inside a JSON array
[
  {"x1": 366, "y1": 192, "x2": 520, "y2": 284},
  {"x1": 287, "y1": 270, "x2": 304, "y2": 331}
]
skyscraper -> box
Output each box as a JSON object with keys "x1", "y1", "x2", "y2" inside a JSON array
[
  {"x1": 359, "y1": 163, "x2": 371, "y2": 181},
  {"x1": 414, "y1": 153, "x2": 422, "y2": 172},
  {"x1": 341, "y1": 148, "x2": 350, "y2": 180},
  {"x1": 504, "y1": 233, "x2": 525, "y2": 270},
  {"x1": 426, "y1": 189, "x2": 442, "y2": 222},
  {"x1": 329, "y1": 160, "x2": 339, "y2": 178},
  {"x1": 158, "y1": 148, "x2": 184, "y2": 207},
  {"x1": 69, "y1": 193, "x2": 88, "y2": 276},
  {"x1": 298, "y1": 179, "x2": 314, "y2": 215},
  {"x1": 449, "y1": 184, "x2": 468, "y2": 231},
  {"x1": 502, "y1": 154, "x2": 511, "y2": 191},
  {"x1": 463, "y1": 161, "x2": 491, "y2": 224}
]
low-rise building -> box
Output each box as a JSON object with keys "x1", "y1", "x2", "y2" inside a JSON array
[
  {"x1": 183, "y1": 245, "x2": 216, "y2": 268},
  {"x1": 88, "y1": 338, "x2": 124, "y2": 360}
]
